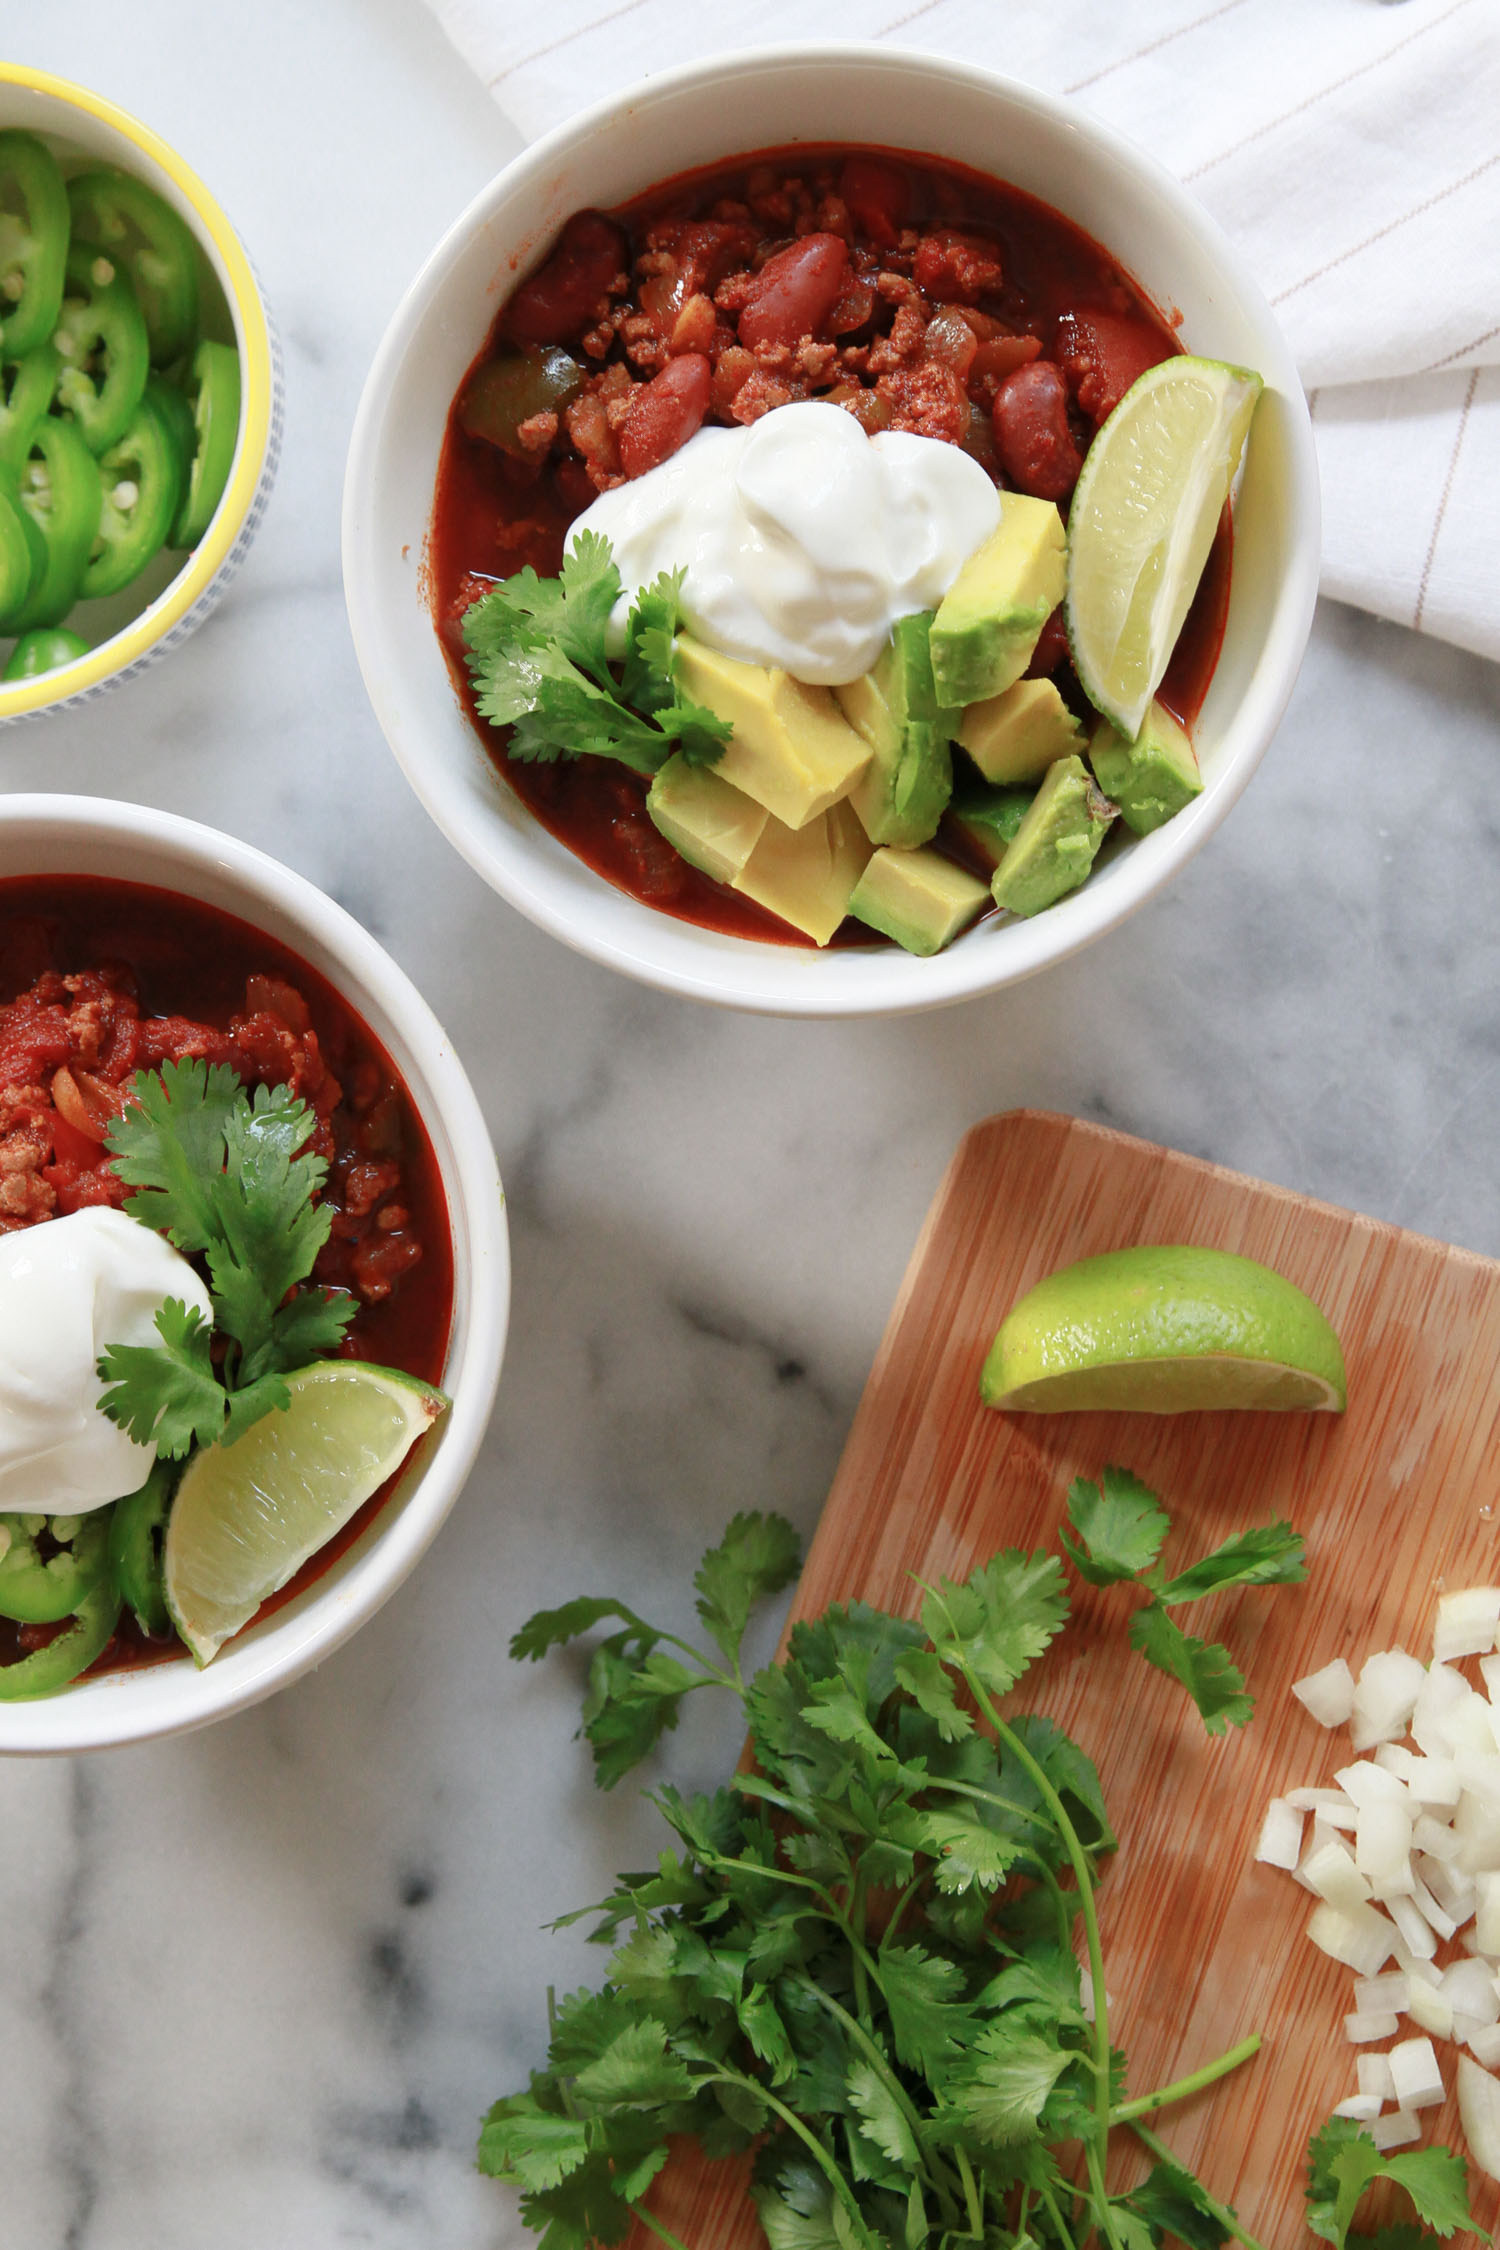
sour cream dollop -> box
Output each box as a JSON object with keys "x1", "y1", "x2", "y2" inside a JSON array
[
  {"x1": 0, "y1": 1206, "x2": 213, "y2": 1515},
  {"x1": 576, "y1": 399, "x2": 1000, "y2": 687}
]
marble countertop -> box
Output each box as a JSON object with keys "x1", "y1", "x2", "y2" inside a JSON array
[{"x1": 3, "y1": 3, "x2": 1499, "y2": 2243}]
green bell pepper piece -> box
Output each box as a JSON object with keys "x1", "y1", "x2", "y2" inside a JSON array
[
  {"x1": 0, "y1": 468, "x2": 46, "y2": 629},
  {"x1": 81, "y1": 386, "x2": 186, "y2": 599},
  {"x1": 107, "y1": 1458, "x2": 175, "y2": 1638},
  {"x1": 0, "y1": 130, "x2": 70, "y2": 360},
  {"x1": 172, "y1": 339, "x2": 240, "y2": 547},
  {"x1": 54, "y1": 240, "x2": 150, "y2": 457},
  {"x1": 0, "y1": 344, "x2": 61, "y2": 475},
  {"x1": 3, "y1": 625, "x2": 89, "y2": 681},
  {"x1": 9, "y1": 417, "x2": 104, "y2": 631},
  {"x1": 460, "y1": 348, "x2": 586, "y2": 458},
  {"x1": 0, "y1": 1578, "x2": 120, "y2": 1701},
  {"x1": 0, "y1": 1511, "x2": 111, "y2": 1623},
  {"x1": 67, "y1": 166, "x2": 200, "y2": 368}
]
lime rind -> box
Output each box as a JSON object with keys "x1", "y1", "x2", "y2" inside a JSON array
[
  {"x1": 1065, "y1": 356, "x2": 1263, "y2": 742},
  {"x1": 164, "y1": 1360, "x2": 450, "y2": 1665}
]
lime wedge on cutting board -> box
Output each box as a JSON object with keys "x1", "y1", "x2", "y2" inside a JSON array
[
  {"x1": 981, "y1": 1245, "x2": 1345, "y2": 1413},
  {"x1": 1065, "y1": 355, "x2": 1262, "y2": 741},
  {"x1": 165, "y1": 1361, "x2": 450, "y2": 1664}
]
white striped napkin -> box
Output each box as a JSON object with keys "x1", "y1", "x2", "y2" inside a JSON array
[{"x1": 426, "y1": 0, "x2": 1500, "y2": 665}]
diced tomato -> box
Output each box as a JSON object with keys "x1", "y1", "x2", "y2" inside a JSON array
[
  {"x1": 48, "y1": 1112, "x2": 104, "y2": 1170},
  {"x1": 618, "y1": 354, "x2": 712, "y2": 478},
  {"x1": 1025, "y1": 608, "x2": 1071, "y2": 679},
  {"x1": 737, "y1": 234, "x2": 850, "y2": 349},
  {"x1": 1055, "y1": 308, "x2": 1169, "y2": 424},
  {"x1": 837, "y1": 157, "x2": 909, "y2": 250},
  {"x1": 912, "y1": 229, "x2": 1004, "y2": 306},
  {"x1": 992, "y1": 361, "x2": 1085, "y2": 503},
  {"x1": 504, "y1": 211, "x2": 627, "y2": 347}
]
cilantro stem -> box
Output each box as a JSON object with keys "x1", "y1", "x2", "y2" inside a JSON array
[
  {"x1": 709, "y1": 2071, "x2": 877, "y2": 2250},
  {"x1": 792, "y1": 1977, "x2": 963, "y2": 2226},
  {"x1": 626, "y1": 2203, "x2": 693, "y2": 2250},
  {"x1": 953, "y1": 2144, "x2": 984, "y2": 2239},
  {"x1": 1129, "y1": 2123, "x2": 1266, "y2": 2250},
  {"x1": 1037, "y1": 2177, "x2": 1080, "y2": 2250},
  {"x1": 1110, "y1": 2033, "x2": 1261, "y2": 2124}
]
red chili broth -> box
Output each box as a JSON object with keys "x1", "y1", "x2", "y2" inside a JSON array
[
  {"x1": 430, "y1": 141, "x2": 1232, "y2": 945},
  {"x1": 0, "y1": 877, "x2": 454, "y2": 1681}
]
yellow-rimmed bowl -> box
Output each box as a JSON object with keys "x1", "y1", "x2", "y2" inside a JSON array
[{"x1": 0, "y1": 66, "x2": 280, "y2": 724}]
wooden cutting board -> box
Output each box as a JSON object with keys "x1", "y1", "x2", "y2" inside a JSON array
[{"x1": 634, "y1": 1109, "x2": 1500, "y2": 2250}]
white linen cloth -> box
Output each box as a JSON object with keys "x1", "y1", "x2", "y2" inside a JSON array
[{"x1": 425, "y1": 0, "x2": 1500, "y2": 664}]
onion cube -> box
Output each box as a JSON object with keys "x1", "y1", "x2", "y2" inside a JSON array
[
  {"x1": 1389, "y1": 2035, "x2": 1444, "y2": 2110},
  {"x1": 1332, "y1": 2093, "x2": 1384, "y2": 2120},
  {"x1": 1408, "y1": 1871, "x2": 1458, "y2": 1941},
  {"x1": 1458, "y1": 2054, "x2": 1500, "y2": 2183},
  {"x1": 1255, "y1": 1798, "x2": 1305, "y2": 1871},
  {"x1": 1387, "y1": 1893, "x2": 1438, "y2": 1959},
  {"x1": 1413, "y1": 1664, "x2": 1472, "y2": 1754},
  {"x1": 1345, "y1": 2010, "x2": 1400, "y2": 2042},
  {"x1": 1405, "y1": 1978, "x2": 1454, "y2": 2038},
  {"x1": 1358, "y1": 2053, "x2": 1397, "y2": 2100},
  {"x1": 1406, "y1": 1758, "x2": 1462, "y2": 1810},
  {"x1": 1469, "y1": 2024, "x2": 1500, "y2": 2068},
  {"x1": 1356, "y1": 1800, "x2": 1414, "y2": 1896},
  {"x1": 1413, "y1": 1813, "x2": 1462, "y2": 1860},
  {"x1": 1308, "y1": 1901, "x2": 1397, "y2": 1977},
  {"x1": 1303, "y1": 1840, "x2": 1373, "y2": 1912},
  {"x1": 1442, "y1": 1957, "x2": 1500, "y2": 2024},
  {"x1": 1292, "y1": 1658, "x2": 1355, "y2": 1728},
  {"x1": 1289, "y1": 1786, "x2": 1358, "y2": 1828},
  {"x1": 1370, "y1": 2107, "x2": 1420, "y2": 2151},
  {"x1": 1435, "y1": 1587, "x2": 1500, "y2": 1662},
  {"x1": 1353, "y1": 1973, "x2": 1410, "y2": 2014},
  {"x1": 1337, "y1": 1762, "x2": 1408, "y2": 1810},
  {"x1": 1352, "y1": 1650, "x2": 1426, "y2": 1748},
  {"x1": 1475, "y1": 1869, "x2": 1500, "y2": 1954}
]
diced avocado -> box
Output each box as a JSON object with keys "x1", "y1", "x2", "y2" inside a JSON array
[
  {"x1": 929, "y1": 494, "x2": 1067, "y2": 707},
  {"x1": 947, "y1": 779, "x2": 1037, "y2": 874},
  {"x1": 834, "y1": 612, "x2": 954, "y2": 849},
  {"x1": 674, "y1": 636, "x2": 870, "y2": 831},
  {"x1": 959, "y1": 677, "x2": 1083, "y2": 785},
  {"x1": 989, "y1": 755, "x2": 1117, "y2": 919},
  {"x1": 646, "y1": 754, "x2": 768, "y2": 883},
  {"x1": 731, "y1": 798, "x2": 873, "y2": 945},
  {"x1": 1087, "y1": 700, "x2": 1203, "y2": 835},
  {"x1": 848, "y1": 846, "x2": 990, "y2": 957}
]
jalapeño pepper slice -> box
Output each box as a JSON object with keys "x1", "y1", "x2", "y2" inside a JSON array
[
  {"x1": 54, "y1": 240, "x2": 150, "y2": 457},
  {"x1": 0, "y1": 344, "x2": 61, "y2": 474},
  {"x1": 0, "y1": 130, "x2": 70, "y2": 361},
  {"x1": 171, "y1": 338, "x2": 240, "y2": 548},
  {"x1": 10, "y1": 417, "x2": 104, "y2": 632},
  {"x1": 0, "y1": 1511, "x2": 110, "y2": 1623},
  {"x1": 0, "y1": 1577, "x2": 120, "y2": 1701},
  {"x1": 3, "y1": 625, "x2": 89, "y2": 681},
  {"x1": 106, "y1": 1458, "x2": 174, "y2": 1638},
  {"x1": 81, "y1": 386, "x2": 186, "y2": 599},
  {"x1": 0, "y1": 468, "x2": 46, "y2": 630},
  {"x1": 67, "y1": 166, "x2": 200, "y2": 369}
]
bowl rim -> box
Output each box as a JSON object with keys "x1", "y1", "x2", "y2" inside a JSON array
[
  {"x1": 343, "y1": 40, "x2": 1321, "y2": 1019},
  {"x1": 0, "y1": 64, "x2": 275, "y2": 722},
  {"x1": 0, "y1": 793, "x2": 509, "y2": 1755}
]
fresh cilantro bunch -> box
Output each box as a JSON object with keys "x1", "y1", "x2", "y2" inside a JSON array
[
  {"x1": 462, "y1": 531, "x2": 733, "y2": 776},
  {"x1": 1305, "y1": 2116, "x2": 1476, "y2": 2249},
  {"x1": 96, "y1": 1059, "x2": 356, "y2": 1456},
  {"x1": 483, "y1": 1488, "x2": 1342, "y2": 2250},
  {"x1": 1060, "y1": 1469, "x2": 1308, "y2": 1734}
]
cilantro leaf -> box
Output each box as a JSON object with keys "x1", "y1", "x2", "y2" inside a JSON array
[
  {"x1": 509, "y1": 1595, "x2": 657, "y2": 1662},
  {"x1": 1306, "y1": 2118, "x2": 1475, "y2": 2246},
  {"x1": 1123, "y1": 2159, "x2": 1232, "y2": 2248},
  {"x1": 570, "y1": 2018, "x2": 692, "y2": 2111},
  {"x1": 1128, "y1": 1604, "x2": 1254, "y2": 1734},
  {"x1": 620, "y1": 569, "x2": 684, "y2": 715},
  {"x1": 941, "y1": 2026, "x2": 1076, "y2": 2147},
  {"x1": 1061, "y1": 1467, "x2": 1171, "y2": 1586},
  {"x1": 878, "y1": 1945, "x2": 974, "y2": 2078},
  {"x1": 893, "y1": 1647, "x2": 972, "y2": 1742},
  {"x1": 1149, "y1": 1520, "x2": 1308, "y2": 1605},
  {"x1": 920, "y1": 1549, "x2": 1068, "y2": 1701},
  {"x1": 693, "y1": 1510, "x2": 801, "y2": 1673},
  {"x1": 96, "y1": 1298, "x2": 225, "y2": 1458},
  {"x1": 106, "y1": 1058, "x2": 241, "y2": 1252},
  {"x1": 479, "y1": 2096, "x2": 592, "y2": 2192}
]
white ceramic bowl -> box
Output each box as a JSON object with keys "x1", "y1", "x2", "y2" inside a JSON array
[
  {"x1": 0, "y1": 66, "x2": 281, "y2": 725},
  {"x1": 344, "y1": 44, "x2": 1319, "y2": 1018},
  {"x1": 0, "y1": 797, "x2": 508, "y2": 1755}
]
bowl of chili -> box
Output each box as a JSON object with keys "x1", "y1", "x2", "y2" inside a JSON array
[
  {"x1": 345, "y1": 44, "x2": 1318, "y2": 1017},
  {"x1": 0, "y1": 66, "x2": 279, "y2": 723},
  {"x1": 0, "y1": 796, "x2": 508, "y2": 1755}
]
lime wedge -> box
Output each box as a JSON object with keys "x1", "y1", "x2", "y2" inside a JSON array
[
  {"x1": 981, "y1": 1245, "x2": 1345, "y2": 1414},
  {"x1": 1065, "y1": 355, "x2": 1262, "y2": 741},
  {"x1": 164, "y1": 1361, "x2": 450, "y2": 1664}
]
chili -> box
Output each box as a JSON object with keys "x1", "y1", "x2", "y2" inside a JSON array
[
  {"x1": 66, "y1": 165, "x2": 200, "y2": 368},
  {"x1": 0, "y1": 131, "x2": 70, "y2": 361}
]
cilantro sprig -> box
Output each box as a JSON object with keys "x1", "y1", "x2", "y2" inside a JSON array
[
  {"x1": 462, "y1": 531, "x2": 732, "y2": 776},
  {"x1": 480, "y1": 1479, "x2": 1363, "y2": 2250},
  {"x1": 1060, "y1": 1467, "x2": 1307, "y2": 1734},
  {"x1": 1306, "y1": 2116, "x2": 1476, "y2": 2248},
  {"x1": 96, "y1": 1059, "x2": 355, "y2": 1456}
]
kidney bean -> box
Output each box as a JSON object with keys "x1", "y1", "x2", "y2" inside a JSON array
[
  {"x1": 618, "y1": 353, "x2": 712, "y2": 478},
  {"x1": 504, "y1": 211, "x2": 627, "y2": 346},
  {"x1": 1055, "y1": 308, "x2": 1168, "y2": 423},
  {"x1": 1024, "y1": 607, "x2": 1071, "y2": 678},
  {"x1": 837, "y1": 157, "x2": 909, "y2": 250},
  {"x1": 737, "y1": 233, "x2": 849, "y2": 349},
  {"x1": 992, "y1": 360, "x2": 1085, "y2": 502}
]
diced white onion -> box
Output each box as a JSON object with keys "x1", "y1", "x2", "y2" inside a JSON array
[
  {"x1": 1254, "y1": 1798, "x2": 1305, "y2": 1871},
  {"x1": 1332, "y1": 2092, "x2": 1384, "y2": 2120},
  {"x1": 1345, "y1": 2009, "x2": 1400, "y2": 2042},
  {"x1": 1413, "y1": 1813, "x2": 1463, "y2": 1860},
  {"x1": 1405, "y1": 1978, "x2": 1454, "y2": 2038},
  {"x1": 1386, "y1": 1893, "x2": 1438, "y2": 1960},
  {"x1": 1288, "y1": 1786, "x2": 1358, "y2": 1826},
  {"x1": 1407, "y1": 1757, "x2": 1462, "y2": 1810},
  {"x1": 1293, "y1": 1658, "x2": 1356, "y2": 1728},
  {"x1": 1409, "y1": 1871, "x2": 1459, "y2": 1942},
  {"x1": 1435, "y1": 1588, "x2": 1500, "y2": 1663},
  {"x1": 1371, "y1": 2108, "x2": 1420, "y2": 2150},
  {"x1": 1389, "y1": 2035, "x2": 1445, "y2": 2109},
  {"x1": 1353, "y1": 1972, "x2": 1410, "y2": 2014},
  {"x1": 1475, "y1": 1871, "x2": 1500, "y2": 1955},
  {"x1": 1308, "y1": 1901, "x2": 1398, "y2": 1977},
  {"x1": 1352, "y1": 1650, "x2": 1427, "y2": 1749},
  {"x1": 1358, "y1": 2052, "x2": 1397, "y2": 2100},
  {"x1": 1337, "y1": 1761, "x2": 1409, "y2": 1810},
  {"x1": 1303, "y1": 1839, "x2": 1373, "y2": 1913},
  {"x1": 1356, "y1": 1800, "x2": 1414, "y2": 1896},
  {"x1": 1458, "y1": 2053, "x2": 1500, "y2": 2183},
  {"x1": 1442, "y1": 1957, "x2": 1500, "y2": 2025},
  {"x1": 1468, "y1": 2024, "x2": 1500, "y2": 2068}
]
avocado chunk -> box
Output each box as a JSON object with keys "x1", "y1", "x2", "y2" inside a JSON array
[
  {"x1": 646, "y1": 754, "x2": 768, "y2": 883},
  {"x1": 674, "y1": 636, "x2": 871, "y2": 831},
  {"x1": 731, "y1": 798, "x2": 872, "y2": 945},
  {"x1": 1087, "y1": 700, "x2": 1203, "y2": 835},
  {"x1": 849, "y1": 846, "x2": 990, "y2": 957},
  {"x1": 929, "y1": 494, "x2": 1067, "y2": 707},
  {"x1": 989, "y1": 755, "x2": 1118, "y2": 918},
  {"x1": 947, "y1": 779, "x2": 1037, "y2": 874},
  {"x1": 959, "y1": 677, "x2": 1083, "y2": 785},
  {"x1": 834, "y1": 612, "x2": 954, "y2": 849}
]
